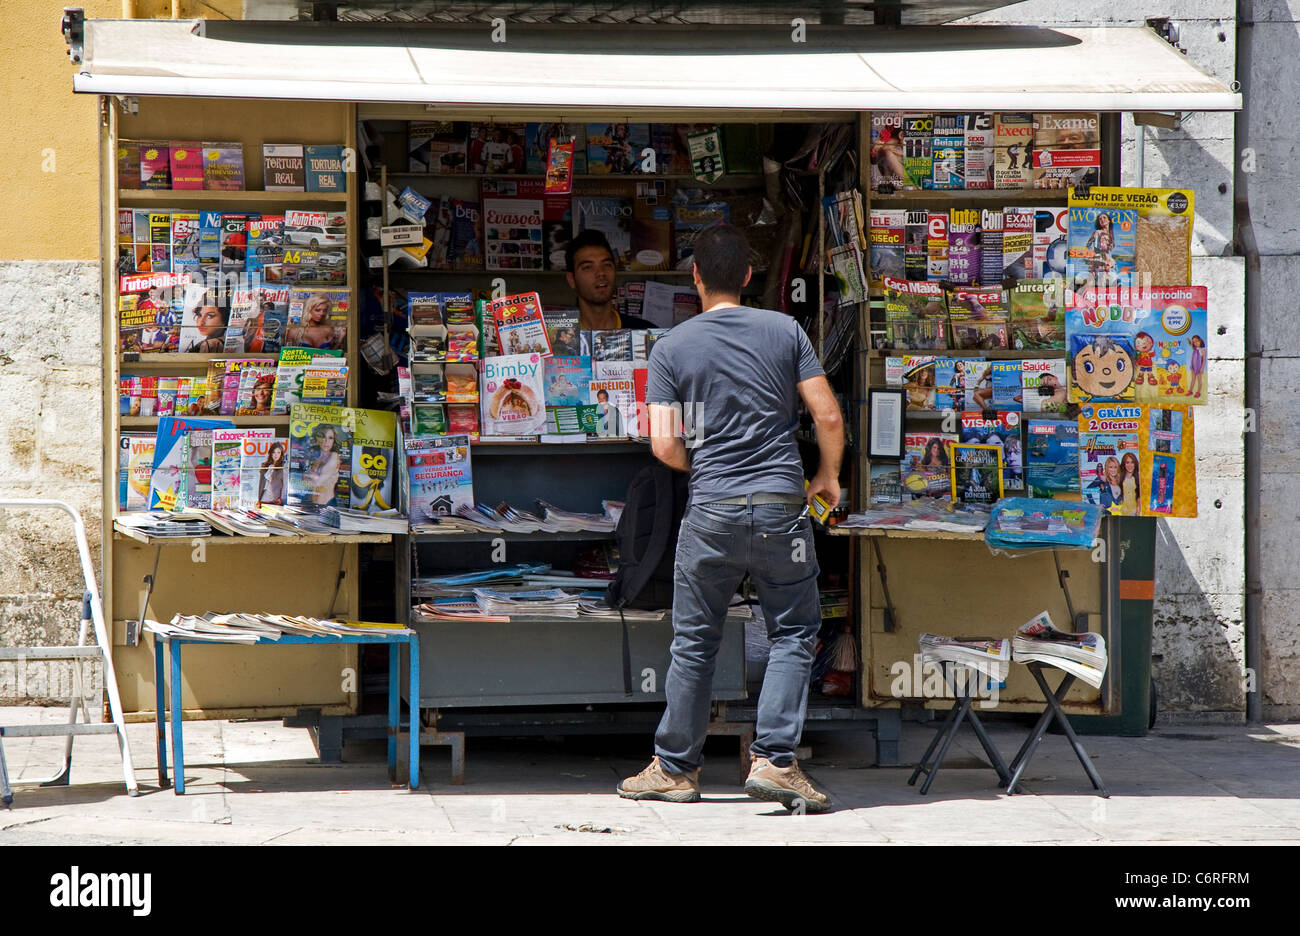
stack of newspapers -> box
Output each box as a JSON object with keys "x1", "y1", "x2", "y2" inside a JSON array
[
  {"x1": 919, "y1": 633, "x2": 1012, "y2": 682},
  {"x1": 145, "y1": 613, "x2": 413, "y2": 644},
  {"x1": 1011, "y1": 611, "x2": 1108, "y2": 688},
  {"x1": 472, "y1": 587, "x2": 581, "y2": 617}
]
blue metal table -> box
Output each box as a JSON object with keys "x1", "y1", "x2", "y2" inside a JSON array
[{"x1": 151, "y1": 631, "x2": 421, "y2": 793}]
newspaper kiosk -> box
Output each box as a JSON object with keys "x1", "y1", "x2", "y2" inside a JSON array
[{"x1": 70, "y1": 13, "x2": 1239, "y2": 763}]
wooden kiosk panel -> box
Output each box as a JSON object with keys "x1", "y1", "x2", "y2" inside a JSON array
[
  {"x1": 861, "y1": 535, "x2": 1104, "y2": 712},
  {"x1": 103, "y1": 97, "x2": 364, "y2": 717}
]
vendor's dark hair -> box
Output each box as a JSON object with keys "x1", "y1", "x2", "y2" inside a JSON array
[
  {"x1": 565, "y1": 229, "x2": 616, "y2": 272},
  {"x1": 692, "y1": 223, "x2": 750, "y2": 295}
]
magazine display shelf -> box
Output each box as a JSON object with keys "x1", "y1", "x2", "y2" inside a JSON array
[
  {"x1": 101, "y1": 96, "x2": 370, "y2": 721},
  {"x1": 852, "y1": 111, "x2": 1153, "y2": 720},
  {"x1": 367, "y1": 106, "x2": 883, "y2": 757}
]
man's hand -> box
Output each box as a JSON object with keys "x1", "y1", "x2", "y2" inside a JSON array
[{"x1": 807, "y1": 471, "x2": 840, "y2": 510}]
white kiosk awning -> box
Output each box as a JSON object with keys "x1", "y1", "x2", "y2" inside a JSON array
[{"x1": 71, "y1": 19, "x2": 1241, "y2": 113}]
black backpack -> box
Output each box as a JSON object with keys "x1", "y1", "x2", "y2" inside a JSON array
[{"x1": 605, "y1": 463, "x2": 690, "y2": 693}]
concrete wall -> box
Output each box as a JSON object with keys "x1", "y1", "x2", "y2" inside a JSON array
[{"x1": 1250, "y1": 1, "x2": 1300, "y2": 719}]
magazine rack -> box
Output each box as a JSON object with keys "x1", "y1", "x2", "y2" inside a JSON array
[
  {"x1": 1003, "y1": 661, "x2": 1109, "y2": 798},
  {"x1": 100, "y1": 96, "x2": 376, "y2": 719},
  {"x1": 907, "y1": 660, "x2": 1011, "y2": 795}
]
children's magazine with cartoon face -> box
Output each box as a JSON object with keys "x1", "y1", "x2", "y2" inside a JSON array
[
  {"x1": 1065, "y1": 287, "x2": 1139, "y2": 403},
  {"x1": 1132, "y1": 286, "x2": 1208, "y2": 405}
]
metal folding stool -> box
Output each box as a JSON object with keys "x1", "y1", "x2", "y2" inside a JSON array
[
  {"x1": 908, "y1": 661, "x2": 1011, "y2": 795},
  {"x1": 1003, "y1": 661, "x2": 1109, "y2": 798},
  {"x1": 0, "y1": 499, "x2": 138, "y2": 806}
]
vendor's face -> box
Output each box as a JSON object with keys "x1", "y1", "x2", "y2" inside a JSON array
[
  {"x1": 1074, "y1": 343, "x2": 1133, "y2": 398},
  {"x1": 567, "y1": 246, "x2": 616, "y2": 305}
]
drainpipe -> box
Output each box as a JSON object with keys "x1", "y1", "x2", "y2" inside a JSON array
[{"x1": 1234, "y1": 0, "x2": 1262, "y2": 724}]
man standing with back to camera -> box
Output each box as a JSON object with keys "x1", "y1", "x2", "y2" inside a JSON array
[{"x1": 617, "y1": 223, "x2": 844, "y2": 812}]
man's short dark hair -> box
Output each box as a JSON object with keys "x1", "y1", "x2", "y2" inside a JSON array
[
  {"x1": 565, "y1": 229, "x2": 616, "y2": 273},
  {"x1": 691, "y1": 223, "x2": 750, "y2": 295}
]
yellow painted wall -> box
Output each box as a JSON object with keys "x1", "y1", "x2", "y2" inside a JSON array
[{"x1": 0, "y1": 1, "x2": 245, "y2": 261}]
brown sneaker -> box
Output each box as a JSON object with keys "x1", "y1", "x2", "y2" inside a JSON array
[
  {"x1": 617, "y1": 756, "x2": 701, "y2": 803},
  {"x1": 744, "y1": 756, "x2": 831, "y2": 813}
]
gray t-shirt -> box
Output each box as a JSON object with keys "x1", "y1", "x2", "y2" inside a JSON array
[{"x1": 645, "y1": 305, "x2": 825, "y2": 503}]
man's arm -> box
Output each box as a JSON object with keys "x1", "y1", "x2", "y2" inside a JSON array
[
  {"x1": 649, "y1": 403, "x2": 690, "y2": 473},
  {"x1": 797, "y1": 374, "x2": 844, "y2": 508}
]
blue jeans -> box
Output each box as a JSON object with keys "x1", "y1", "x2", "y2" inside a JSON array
[{"x1": 654, "y1": 500, "x2": 822, "y2": 774}]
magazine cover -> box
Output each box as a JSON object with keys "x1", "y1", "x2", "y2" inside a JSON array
[
  {"x1": 286, "y1": 288, "x2": 348, "y2": 350},
  {"x1": 1009, "y1": 279, "x2": 1066, "y2": 350},
  {"x1": 901, "y1": 114, "x2": 933, "y2": 191},
  {"x1": 946, "y1": 209, "x2": 981, "y2": 286},
  {"x1": 1032, "y1": 112, "x2": 1101, "y2": 190},
  {"x1": 1021, "y1": 358, "x2": 1069, "y2": 414},
  {"x1": 490, "y1": 292, "x2": 552, "y2": 356},
  {"x1": 1032, "y1": 207, "x2": 1070, "y2": 279},
  {"x1": 979, "y1": 210, "x2": 1004, "y2": 286},
  {"x1": 168, "y1": 142, "x2": 201, "y2": 190},
  {"x1": 218, "y1": 213, "x2": 247, "y2": 274},
  {"x1": 949, "y1": 443, "x2": 1004, "y2": 505},
  {"x1": 590, "y1": 361, "x2": 636, "y2": 438},
  {"x1": 1065, "y1": 287, "x2": 1139, "y2": 403},
  {"x1": 1066, "y1": 202, "x2": 1137, "y2": 286},
  {"x1": 934, "y1": 356, "x2": 978, "y2": 412},
  {"x1": 446, "y1": 198, "x2": 482, "y2": 270},
  {"x1": 886, "y1": 354, "x2": 937, "y2": 411},
  {"x1": 271, "y1": 346, "x2": 344, "y2": 414},
  {"x1": 870, "y1": 111, "x2": 907, "y2": 191},
  {"x1": 409, "y1": 121, "x2": 469, "y2": 173},
  {"x1": 202, "y1": 142, "x2": 244, "y2": 190},
  {"x1": 482, "y1": 178, "x2": 545, "y2": 272},
  {"x1": 959, "y1": 409, "x2": 1024, "y2": 492},
  {"x1": 244, "y1": 214, "x2": 284, "y2": 279},
  {"x1": 926, "y1": 210, "x2": 949, "y2": 280},
  {"x1": 963, "y1": 112, "x2": 995, "y2": 189},
  {"x1": 1141, "y1": 405, "x2": 1197, "y2": 517},
  {"x1": 931, "y1": 114, "x2": 964, "y2": 190},
  {"x1": 178, "y1": 283, "x2": 227, "y2": 354},
  {"x1": 118, "y1": 271, "x2": 190, "y2": 353},
  {"x1": 1132, "y1": 286, "x2": 1209, "y2": 404},
  {"x1": 544, "y1": 356, "x2": 594, "y2": 408},
  {"x1": 572, "y1": 195, "x2": 633, "y2": 268},
  {"x1": 350, "y1": 408, "x2": 398, "y2": 513},
  {"x1": 904, "y1": 210, "x2": 929, "y2": 281},
  {"x1": 1025, "y1": 418, "x2": 1080, "y2": 499},
  {"x1": 140, "y1": 141, "x2": 170, "y2": 189},
  {"x1": 211, "y1": 428, "x2": 275, "y2": 510},
  {"x1": 233, "y1": 365, "x2": 277, "y2": 415},
  {"x1": 990, "y1": 360, "x2": 1024, "y2": 411},
  {"x1": 587, "y1": 122, "x2": 649, "y2": 174},
  {"x1": 993, "y1": 112, "x2": 1033, "y2": 189},
  {"x1": 481, "y1": 353, "x2": 547, "y2": 436},
  {"x1": 870, "y1": 462, "x2": 903, "y2": 504},
  {"x1": 1077, "y1": 403, "x2": 1142, "y2": 515},
  {"x1": 901, "y1": 431, "x2": 957, "y2": 499},
  {"x1": 118, "y1": 435, "x2": 155, "y2": 511},
  {"x1": 947, "y1": 287, "x2": 1008, "y2": 350},
  {"x1": 179, "y1": 429, "x2": 214, "y2": 510},
  {"x1": 298, "y1": 358, "x2": 349, "y2": 406},
  {"x1": 287, "y1": 404, "x2": 354, "y2": 508},
  {"x1": 262, "y1": 143, "x2": 305, "y2": 191},
  {"x1": 673, "y1": 194, "x2": 729, "y2": 268},
  {"x1": 544, "y1": 308, "x2": 581, "y2": 355},
  {"x1": 406, "y1": 435, "x2": 474, "y2": 523},
  {"x1": 240, "y1": 435, "x2": 287, "y2": 507},
  {"x1": 868, "y1": 209, "x2": 906, "y2": 286},
  {"x1": 170, "y1": 212, "x2": 200, "y2": 275},
  {"x1": 1069, "y1": 186, "x2": 1194, "y2": 286},
  {"x1": 883, "y1": 277, "x2": 947, "y2": 350},
  {"x1": 223, "y1": 287, "x2": 260, "y2": 353},
  {"x1": 244, "y1": 285, "x2": 290, "y2": 354},
  {"x1": 1002, "y1": 207, "x2": 1035, "y2": 281}
]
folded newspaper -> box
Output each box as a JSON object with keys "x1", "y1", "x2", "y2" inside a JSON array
[
  {"x1": 918, "y1": 633, "x2": 1011, "y2": 682},
  {"x1": 146, "y1": 613, "x2": 413, "y2": 643},
  {"x1": 1011, "y1": 610, "x2": 1108, "y2": 688},
  {"x1": 839, "y1": 502, "x2": 991, "y2": 534}
]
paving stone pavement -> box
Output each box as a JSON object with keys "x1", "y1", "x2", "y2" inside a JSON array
[{"x1": 2, "y1": 707, "x2": 1298, "y2": 845}]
